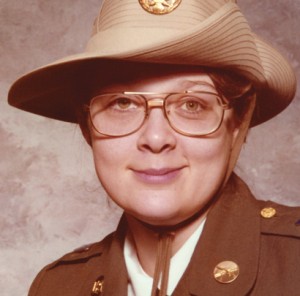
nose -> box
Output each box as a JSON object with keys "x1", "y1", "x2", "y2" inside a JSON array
[{"x1": 137, "y1": 108, "x2": 177, "y2": 153}]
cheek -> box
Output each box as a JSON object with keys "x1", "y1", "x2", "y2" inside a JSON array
[
  {"x1": 91, "y1": 136, "x2": 133, "y2": 187},
  {"x1": 193, "y1": 128, "x2": 234, "y2": 160},
  {"x1": 187, "y1": 126, "x2": 236, "y2": 183},
  {"x1": 192, "y1": 144, "x2": 229, "y2": 180},
  {"x1": 92, "y1": 139, "x2": 121, "y2": 173},
  {"x1": 91, "y1": 141, "x2": 121, "y2": 201}
]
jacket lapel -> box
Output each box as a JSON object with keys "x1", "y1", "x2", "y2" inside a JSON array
[{"x1": 173, "y1": 174, "x2": 260, "y2": 296}]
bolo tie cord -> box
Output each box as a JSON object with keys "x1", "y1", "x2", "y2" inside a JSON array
[{"x1": 151, "y1": 232, "x2": 175, "y2": 296}]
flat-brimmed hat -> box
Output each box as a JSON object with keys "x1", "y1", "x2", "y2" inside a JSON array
[{"x1": 8, "y1": 0, "x2": 296, "y2": 126}]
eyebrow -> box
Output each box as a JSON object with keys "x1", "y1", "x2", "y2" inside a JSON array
[{"x1": 184, "y1": 80, "x2": 216, "y2": 91}]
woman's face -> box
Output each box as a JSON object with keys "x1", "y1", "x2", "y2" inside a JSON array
[{"x1": 90, "y1": 70, "x2": 239, "y2": 226}]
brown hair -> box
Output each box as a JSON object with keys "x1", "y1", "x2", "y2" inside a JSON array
[{"x1": 207, "y1": 68, "x2": 254, "y2": 125}]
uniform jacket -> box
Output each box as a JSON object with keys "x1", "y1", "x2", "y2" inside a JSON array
[{"x1": 28, "y1": 174, "x2": 300, "y2": 296}]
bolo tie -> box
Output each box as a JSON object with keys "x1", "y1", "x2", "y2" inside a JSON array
[{"x1": 150, "y1": 232, "x2": 175, "y2": 296}]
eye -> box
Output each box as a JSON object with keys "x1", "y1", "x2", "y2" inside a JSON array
[
  {"x1": 181, "y1": 100, "x2": 203, "y2": 112},
  {"x1": 178, "y1": 97, "x2": 208, "y2": 113},
  {"x1": 107, "y1": 96, "x2": 141, "y2": 111},
  {"x1": 113, "y1": 97, "x2": 134, "y2": 110}
]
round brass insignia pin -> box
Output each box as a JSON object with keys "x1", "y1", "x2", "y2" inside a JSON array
[
  {"x1": 261, "y1": 207, "x2": 276, "y2": 219},
  {"x1": 213, "y1": 261, "x2": 240, "y2": 284},
  {"x1": 139, "y1": 0, "x2": 182, "y2": 15}
]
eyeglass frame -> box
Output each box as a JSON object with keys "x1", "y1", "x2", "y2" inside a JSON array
[{"x1": 86, "y1": 90, "x2": 233, "y2": 137}]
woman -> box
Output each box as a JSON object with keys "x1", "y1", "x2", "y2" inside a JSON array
[{"x1": 8, "y1": 0, "x2": 299, "y2": 295}]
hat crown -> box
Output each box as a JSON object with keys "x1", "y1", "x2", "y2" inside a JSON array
[{"x1": 92, "y1": 0, "x2": 235, "y2": 35}]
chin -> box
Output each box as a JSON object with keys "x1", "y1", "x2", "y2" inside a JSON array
[{"x1": 130, "y1": 208, "x2": 188, "y2": 227}]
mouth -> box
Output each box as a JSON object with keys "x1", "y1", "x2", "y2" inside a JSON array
[{"x1": 131, "y1": 167, "x2": 185, "y2": 184}]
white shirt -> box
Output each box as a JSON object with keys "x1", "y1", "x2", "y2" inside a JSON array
[{"x1": 124, "y1": 218, "x2": 206, "y2": 296}]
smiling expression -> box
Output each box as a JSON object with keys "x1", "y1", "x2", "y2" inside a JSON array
[{"x1": 89, "y1": 70, "x2": 239, "y2": 226}]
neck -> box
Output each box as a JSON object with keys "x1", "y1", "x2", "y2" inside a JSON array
[{"x1": 125, "y1": 211, "x2": 207, "y2": 277}]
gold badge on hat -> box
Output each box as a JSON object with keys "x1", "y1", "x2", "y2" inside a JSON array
[{"x1": 139, "y1": 0, "x2": 182, "y2": 15}]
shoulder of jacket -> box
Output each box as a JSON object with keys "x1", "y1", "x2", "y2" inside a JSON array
[
  {"x1": 258, "y1": 199, "x2": 300, "y2": 238},
  {"x1": 44, "y1": 231, "x2": 116, "y2": 270},
  {"x1": 28, "y1": 231, "x2": 117, "y2": 295}
]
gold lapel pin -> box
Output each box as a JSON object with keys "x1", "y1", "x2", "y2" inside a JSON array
[
  {"x1": 213, "y1": 261, "x2": 240, "y2": 284},
  {"x1": 261, "y1": 207, "x2": 276, "y2": 219}
]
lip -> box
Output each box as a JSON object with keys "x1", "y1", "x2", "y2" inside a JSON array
[{"x1": 131, "y1": 167, "x2": 185, "y2": 184}]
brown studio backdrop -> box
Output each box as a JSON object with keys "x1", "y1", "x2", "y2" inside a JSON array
[{"x1": 0, "y1": 1, "x2": 299, "y2": 295}]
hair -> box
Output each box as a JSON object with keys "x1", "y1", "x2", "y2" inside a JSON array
[
  {"x1": 75, "y1": 66, "x2": 255, "y2": 146},
  {"x1": 207, "y1": 68, "x2": 255, "y2": 125}
]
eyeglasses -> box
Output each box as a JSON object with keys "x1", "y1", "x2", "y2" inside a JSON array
[{"x1": 88, "y1": 90, "x2": 231, "y2": 137}]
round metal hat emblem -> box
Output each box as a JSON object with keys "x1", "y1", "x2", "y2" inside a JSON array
[{"x1": 139, "y1": 0, "x2": 182, "y2": 15}]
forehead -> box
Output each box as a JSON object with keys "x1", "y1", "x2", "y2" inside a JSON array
[{"x1": 95, "y1": 69, "x2": 215, "y2": 94}]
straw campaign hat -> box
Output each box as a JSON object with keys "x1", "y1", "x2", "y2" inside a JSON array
[{"x1": 8, "y1": 0, "x2": 296, "y2": 126}]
